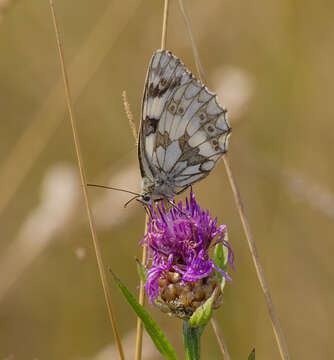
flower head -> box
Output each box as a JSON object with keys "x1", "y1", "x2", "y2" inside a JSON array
[{"x1": 140, "y1": 191, "x2": 234, "y2": 318}]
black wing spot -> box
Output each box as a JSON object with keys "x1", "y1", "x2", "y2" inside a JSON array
[
  {"x1": 148, "y1": 76, "x2": 182, "y2": 98},
  {"x1": 145, "y1": 116, "x2": 159, "y2": 136}
]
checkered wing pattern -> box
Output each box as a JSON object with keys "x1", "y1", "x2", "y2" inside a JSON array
[{"x1": 139, "y1": 50, "x2": 231, "y2": 198}]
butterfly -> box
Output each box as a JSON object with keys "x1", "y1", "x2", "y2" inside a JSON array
[{"x1": 137, "y1": 50, "x2": 231, "y2": 205}]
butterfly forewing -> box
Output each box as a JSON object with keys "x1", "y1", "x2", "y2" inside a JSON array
[{"x1": 139, "y1": 50, "x2": 231, "y2": 202}]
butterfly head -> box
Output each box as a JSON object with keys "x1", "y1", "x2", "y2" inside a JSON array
[
  {"x1": 138, "y1": 177, "x2": 156, "y2": 205},
  {"x1": 137, "y1": 193, "x2": 154, "y2": 206}
]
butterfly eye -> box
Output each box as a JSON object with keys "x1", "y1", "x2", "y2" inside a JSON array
[
  {"x1": 143, "y1": 195, "x2": 151, "y2": 202},
  {"x1": 178, "y1": 107, "x2": 184, "y2": 115},
  {"x1": 160, "y1": 78, "x2": 167, "y2": 86},
  {"x1": 207, "y1": 125, "x2": 215, "y2": 133}
]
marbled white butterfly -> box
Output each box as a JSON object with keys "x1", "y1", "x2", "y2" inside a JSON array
[{"x1": 137, "y1": 50, "x2": 231, "y2": 205}]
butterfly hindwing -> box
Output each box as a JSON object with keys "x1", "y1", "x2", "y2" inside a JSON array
[{"x1": 139, "y1": 50, "x2": 231, "y2": 198}]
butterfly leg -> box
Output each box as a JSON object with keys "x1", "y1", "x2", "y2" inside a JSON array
[
  {"x1": 167, "y1": 199, "x2": 197, "y2": 226},
  {"x1": 175, "y1": 184, "x2": 192, "y2": 196},
  {"x1": 143, "y1": 204, "x2": 153, "y2": 218}
]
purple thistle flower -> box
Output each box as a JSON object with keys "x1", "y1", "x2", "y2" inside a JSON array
[{"x1": 141, "y1": 191, "x2": 234, "y2": 304}]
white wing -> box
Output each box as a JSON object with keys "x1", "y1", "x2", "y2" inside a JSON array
[{"x1": 139, "y1": 50, "x2": 231, "y2": 190}]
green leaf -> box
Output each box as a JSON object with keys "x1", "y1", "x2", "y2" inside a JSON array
[
  {"x1": 248, "y1": 348, "x2": 255, "y2": 360},
  {"x1": 214, "y1": 242, "x2": 229, "y2": 273},
  {"x1": 110, "y1": 271, "x2": 178, "y2": 360},
  {"x1": 188, "y1": 288, "x2": 217, "y2": 328},
  {"x1": 214, "y1": 242, "x2": 229, "y2": 291},
  {"x1": 198, "y1": 322, "x2": 208, "y2": 337},
  {"x1": 136, "y1": 258, "x2": 148, "y2": 282}
]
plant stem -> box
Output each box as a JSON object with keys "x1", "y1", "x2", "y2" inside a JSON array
[
  {"x1": 161, "y1": 0, "x2": 169, "y2": 50},
  {"x1": 178, "y1": 1, "x2": 290, "y2": 359},
  {"x1": 135, "y1": 2, "x2": 169, "y2": 359},
  {"x1": 0, "y1": 0, "x2": 141, "y2": 221},
  {"x1": 49, "y1": 1, "x2": 124, "y2": 359},
  {"x1": 210, "y1": 317, "x2": 231, "y2": 360},
  {"x1": 135, "y1": 220, "x2": 148, "y2": 360},
  {"x1": 183, "y1": 321, "x2": 201, "y2": 360},
  {"x1": 223, "y1": 155, "x2": 290, "y2": 360}
]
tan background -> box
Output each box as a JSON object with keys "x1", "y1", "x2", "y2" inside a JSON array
[{"x1": 0, "y1": 0, "x2": 333, "y2": 359}]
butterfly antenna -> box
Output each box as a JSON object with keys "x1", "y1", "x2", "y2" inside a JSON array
[
  {"x1": 123, "y1": 195, "x2": 140, "y2": 208},
  {"x1": 87, "y1": 183, "x2": 140, "y2": 196}
]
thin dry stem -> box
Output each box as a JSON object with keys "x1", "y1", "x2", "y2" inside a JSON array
[
  {"x1": 161, "y1": 0, "x2": 169, "y2": 50},
  {"x1": 135, "y1": 2, "x2": 169, "y2": 359},
  {"x1": 123, "y1": 88, "x2": 147, "y2": 360},
  {"x1": 49, "y1": 2, "x2": 124, "y2": 359},
  {"x1": 135, "y1": 222, "x2": 148, "y2": 360},
  {"x1": 178, "y1": 0, "x2": 206, "y2": 84},
  {"x1": 210, "y1": 317, "x2": 231, "y2": 360},
  {"x1": 178, "y1": 1, "x2": 290, "y2": 359},
  {"x1": 122, "y1": 90, "x2": 138, "y2": 143},
  {"x1": 223, "y1": 156, "x2": 290, "y2": 360},
  {"x1": 0, "y1": 0, "x2": 142, "y2": 220}
]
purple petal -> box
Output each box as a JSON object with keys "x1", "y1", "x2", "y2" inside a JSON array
[{"x1": 140, "y1": 190, "x2": 234, "y2": 302}]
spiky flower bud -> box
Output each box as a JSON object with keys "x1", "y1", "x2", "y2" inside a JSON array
[{"x1": 155, "y1": 270, "x2": 223, "y2": 319}]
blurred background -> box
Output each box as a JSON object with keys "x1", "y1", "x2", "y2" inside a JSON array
[{"x1": 0, "y1": 0, "x2": 333, "y2": 359}]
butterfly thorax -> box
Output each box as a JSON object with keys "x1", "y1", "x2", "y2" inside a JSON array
[{"x1": 139, "y1": 175, "x2": 177, "y2": 205}]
